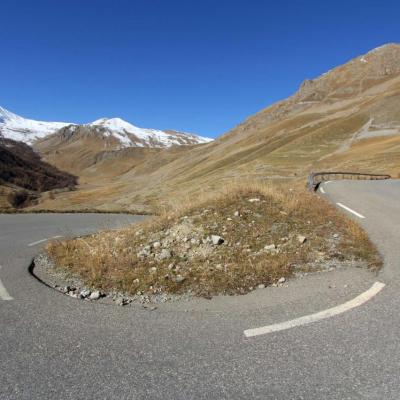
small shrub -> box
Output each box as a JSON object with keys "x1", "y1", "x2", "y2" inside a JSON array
[{"x1": 8, "y1": 190, "x2": 30, "y2": 208}]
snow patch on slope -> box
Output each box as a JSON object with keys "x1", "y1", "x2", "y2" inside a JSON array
[{"x1": 88, "y1": 117, "x2": 213, "y2": 148}]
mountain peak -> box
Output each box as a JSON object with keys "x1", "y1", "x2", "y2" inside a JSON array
[
  {"x1": 295, "y1": 43, "x2": 400, "y2": 103},
  {"x1": 90, "y1": 117, "x2": 140, "y2": 133},
  {"x1": 0, "y1": 106, "x2": 20, "y2": 122},
  {"x1": 0, "y1": 106, "x2": 70, "y2": 144}
]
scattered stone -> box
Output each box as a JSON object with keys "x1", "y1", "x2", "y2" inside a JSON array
[
  {"x1": 159, "y1": 249, "x2": 172, "y2": 260},
  {"x1": 80, "y1": 289, "x2": 91, "y2": 298},
  {"x1": 211, "y1": 235, "x2": 224, "y2": 245},
  {"x1": 297, "y1": 235, "x2": 307, "y2": 244},
  {"x1": 149, "y1": 267, "x2": 157, "y2": 273},
  {"x1": 137, "y1": 249, "x2": 150, "y2": 259},
  {"x1": 153, "y1": 241, "x2": 161, "y2": 249},
  {"x1": 333, "y1": 233, "x2": 340, "y2": 239},
  {"x1": 226, "y1": 217, "x2": 232, "y2": 221},
  {"x1": 248, "y1": 198, "x2": 260, "y2": 203},
  {"x1": 234, "y1": 211, "x2": 240, "y2": 217},
  {"x1": 136, "y1": 250, "x2": 148, "y2": 258},
  {"x1": 115, "y1": 297, "x2": 127, "y2": 306},
  {"x1": 174, "y1": 275, "x2": 186, "y2": 283},
  {"x1": 264, "y1": 244, "x2": 279, "y2": 255},
  {"x1": 89, "y1": 291, "x2": 101, "y2": 300},
  {"x1": 215, "y1": 264, "x2": 223, "y2": 271},
  {"x1": 278, "y1": 277, "x2": 286, "y2": 284},
  {"x1": 257, "y1": 284, "x2": 265, "y2": 289}
]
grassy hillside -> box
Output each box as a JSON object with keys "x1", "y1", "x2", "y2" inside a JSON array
[{"x1": 31, "y1": 44, "x2": 400, "y2": 212}]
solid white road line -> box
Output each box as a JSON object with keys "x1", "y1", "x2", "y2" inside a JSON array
[
  {"x1": 336, "y1": 202, "x2": 366, "y2": 219},
  {"x1": 0, "y1": 266, "x2": 13, "y2": 301},
  {"x1": 320, "y1": 186, "x2": 326, "y2": 194},
  {"x1": 244, "y1": 281, "x2": 385, "y2": 338},
  {"x1": 28, "y1": 235, "x2": 63, "y2": 247}
]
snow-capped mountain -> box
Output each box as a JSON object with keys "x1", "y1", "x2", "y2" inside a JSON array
[
  {"x1": 0, "y1": 106, "x2": 70, "y2": 144},
  {"x1": 87, "y1": 117, "x2": 213, "y2": 148},
  {"x1": 0, "y1": 107, "x2": 213, "y2": 148}
]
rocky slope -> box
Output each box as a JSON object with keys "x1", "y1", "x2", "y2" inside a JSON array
[{"x1": 229, "y1": 43, "x2": 400, "y2": 135}]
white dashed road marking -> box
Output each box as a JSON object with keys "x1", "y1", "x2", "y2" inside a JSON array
[
  {"x1": 244, "y1": 282, "x2": 385, "y2": 338},
  {"x1": 28, "y1": 238, "x2": 48, "y2": 247},
  {"x1": 0, "y1": 266, "x2": 13, "y2": 301},
  {"x1": 28, "y1": 235, "x2": 63, "y2": 247},
  {"x1": 336, "y1": 202, "x2": 366, "y2": 219}
]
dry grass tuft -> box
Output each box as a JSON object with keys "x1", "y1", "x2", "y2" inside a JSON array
[{"x1": 46, "y1": 182, "x2": 381, "y2": 298}]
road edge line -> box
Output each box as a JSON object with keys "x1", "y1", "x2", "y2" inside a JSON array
[{"x1": 244, "y1": 281, "x2": 385, "y2": 338}]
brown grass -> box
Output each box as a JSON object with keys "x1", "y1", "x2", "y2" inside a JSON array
[{"x1": 46, "y1": 183, "x2": 381, "y2": 297}]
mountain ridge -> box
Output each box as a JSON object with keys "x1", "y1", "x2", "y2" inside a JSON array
[{"x1": 0, "y1": 107, "x2": 212, "y2": 149}]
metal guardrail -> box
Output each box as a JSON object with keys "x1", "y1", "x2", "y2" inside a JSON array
[{"x1": 307, "y1": 171, "x2": 391, "y2": 191}]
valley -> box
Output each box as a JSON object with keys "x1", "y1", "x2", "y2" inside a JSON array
[{"x1": 1, "y1": 44, "x2": 400, "y2": 213}]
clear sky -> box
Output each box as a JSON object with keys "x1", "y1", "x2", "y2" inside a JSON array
[{"x1": 1, "y1": 0, "x2": 399, "y2": 138}]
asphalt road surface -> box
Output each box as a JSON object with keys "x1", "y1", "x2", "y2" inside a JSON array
[{"x1": 1, "y1": 181, "x2": 399, "y2": 400}]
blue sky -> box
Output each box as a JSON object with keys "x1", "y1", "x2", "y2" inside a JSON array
[{"x1": 1, "y1": 0, "x2": 399, "y2": 138}]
